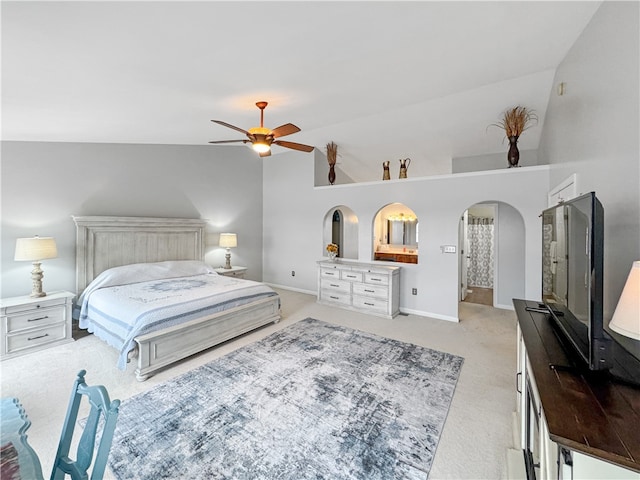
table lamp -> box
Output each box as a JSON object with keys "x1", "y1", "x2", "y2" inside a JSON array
[
  {"x1": 609, "y1": 261, "x2": 640, "y2": 341},
  {"x1": 219, "y1": 233, "x2": 237, "y2": 269},
  {"x1": 15, "y1": 236, "x2": 58, "y2": 297}
]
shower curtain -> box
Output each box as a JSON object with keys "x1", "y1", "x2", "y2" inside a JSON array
[{"x1": 467, "y1": 216, "x2": 494, "y2": 288}]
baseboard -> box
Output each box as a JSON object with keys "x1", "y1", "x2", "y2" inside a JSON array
[
  {"x1": 505, "y1": 448, "x2": 526, "y2": 480},
  {"x1": 265, "y1": 283, "x2": 316, "y2": 296},
  {"x1": 399, "y1": 308, "x2": 459, "y2": 323},
  {"x1": 495, "y1": 303, "x2": 516, "y2": 311}
]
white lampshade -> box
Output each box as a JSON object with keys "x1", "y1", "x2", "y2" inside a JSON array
[
  {"x1": 15, "y1": 236, "x2": 58, "y2": 297},
  {"x1": 15, "y1": 236, "x2": 58, "y2": 261},
  {"x1": 609, "y1": 261, "x2": 640, "y2": 340},
  {"x1": 219, "y1": 233, "x2": 237, "y2": 248}
]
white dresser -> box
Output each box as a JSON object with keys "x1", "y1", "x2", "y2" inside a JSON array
[
  {"x1": 317, "y1": 260, "x2": 400, "y2": 319},
  {"x1": 1, "y1": 291, "x2": 75, "y2": 359}
]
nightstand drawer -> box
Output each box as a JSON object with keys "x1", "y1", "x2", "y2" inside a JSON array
[
  {"x1": 6, "y1": 306, "x2": 65, "y2": 333},
  {"x1": 4, "y1": 297, "x2": 66, "y2": 315},
  {"x1": 6, "y1": 323, "x2": 67, "y2": 354},
  {"x1": 1, "y1": 291, "x2": 75, "y2": 359}
]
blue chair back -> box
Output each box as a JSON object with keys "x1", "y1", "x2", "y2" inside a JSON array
[{"x1": 51, "y1": 370, "x2": 120, "y2": 480}]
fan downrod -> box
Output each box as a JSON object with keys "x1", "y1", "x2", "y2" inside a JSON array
[{"x1": 256, "y1": 101, "x2": 268, "y2": 127}]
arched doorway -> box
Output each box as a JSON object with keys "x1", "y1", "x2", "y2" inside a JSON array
[
  {"x1": 458, "y1": 201, "x2": 525, "y2": 310},
  {"x1": 322, "y1": 205, "x2": 358, "y2": 259}
]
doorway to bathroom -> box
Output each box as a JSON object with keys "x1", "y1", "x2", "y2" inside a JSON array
[{"x1": 459, "y1": 203, "x2": 496, "y2": 307}]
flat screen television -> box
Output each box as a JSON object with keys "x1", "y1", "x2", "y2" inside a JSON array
[{"x1": 541, "y1": 192, "x2": 612, "y2": 371}]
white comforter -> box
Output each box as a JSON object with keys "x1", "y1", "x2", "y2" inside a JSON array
[{"x1": 78, "y1": 261, "x2": 278, "y2": 369}]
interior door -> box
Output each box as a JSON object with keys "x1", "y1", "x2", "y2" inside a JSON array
[{"x1": 459, "y1": 211, "x2": 469, "y2": 301}]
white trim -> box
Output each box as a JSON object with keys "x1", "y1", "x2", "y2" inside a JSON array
[
  {"x1": 548, "y1": 173, "x2": 578, "y2": 206},
  {"x1": 400, "y1": 307, "x2": 459, "y2": 323}
]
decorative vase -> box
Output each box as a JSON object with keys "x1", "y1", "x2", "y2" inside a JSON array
[
  {"x1": 328, "y1": 165, "x2": 336, "y2": 185},
  {"x1": 382, "y1": 161, "x2": 390, "y2": 180},
  {"x1": 328, "y1": 251, "x2": 337, "y2": 262},
  {"x1": 399, "y1": 158, "x2": 411, "y2": 179},
  {"x1": 507, "y1": 136, "x2": 520, "y2": 167}
]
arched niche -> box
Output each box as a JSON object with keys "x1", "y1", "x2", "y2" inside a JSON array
[
  {"x1": 322, "y1": 206, "x2": 358, "y2": 259},
  {"x1": 372, "y1": 203, "x2": 419, "y2": 264}
]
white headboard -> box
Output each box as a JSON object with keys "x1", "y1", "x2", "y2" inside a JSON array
[{"x1": 73, "y1": 216, "x2": 207, "y2": 294}]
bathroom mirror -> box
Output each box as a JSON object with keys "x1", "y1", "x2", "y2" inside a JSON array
[
  {"x1": 373, "y1": 203, "x2": 419, "y2": 264},
  {"x1": 387, "y1": 214, "x2": 417, "y2": 245}
]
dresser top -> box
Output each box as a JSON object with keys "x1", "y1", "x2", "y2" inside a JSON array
[{"x1": 318, "y1": 260, "x2": 400, "y2": 273}]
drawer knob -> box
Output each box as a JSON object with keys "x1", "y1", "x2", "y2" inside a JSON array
[
  {"x1": 28, "y1": 315, "x2": 49, "y2": 322},
  {"x1": 364, "y1": 289, "x2": 374, "y2": 293},
  {"x1": 330, "y1": 284, "x2": 339, "y2": 287},
  {"x1": 330, "y1": 296, "x2": 339, "y2": 300},
  {"x1": 364, "y1": 302, "x2": 374, "y2": 306}
]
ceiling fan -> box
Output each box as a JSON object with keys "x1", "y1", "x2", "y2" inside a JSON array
[{"x1": 209, "y1": 101, "x2": 315, "y2": 157}]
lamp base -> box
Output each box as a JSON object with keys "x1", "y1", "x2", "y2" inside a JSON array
[
  {"x1": 30, "y1": 261, "x2": 47, "y2": 297},
  {"x1": 224, "y1": 251, "x2": 232, "y2": 269}
]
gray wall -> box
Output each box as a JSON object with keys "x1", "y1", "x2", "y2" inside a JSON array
[
  {"x1": 453, "y1": 149, "x2": 539, "y2": 174},
  {"x1": 263, "y1": 148, "x2": 549, "y2": 322},
  {"x1": 538, "y1": 1, "x2": 640, "y2": 320},
  {"x1": 495, "y1": 202, "x2": 525, "y2": 309},
  {"x1": 1, "y1": 141, "x2": 264, "y2": 298}
]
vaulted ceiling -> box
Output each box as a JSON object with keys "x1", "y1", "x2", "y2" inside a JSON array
[{"x1": 2, "y1": 1, "x2": 601, "y2": 182}]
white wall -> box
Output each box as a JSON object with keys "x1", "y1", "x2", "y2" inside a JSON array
[
  {"x1": 453, "y1": 149, "x2": 539, "y2": 173},
  {"x1": 495, "y1": 202, "x2": 525, "y2": 309},
  {"x1": 0, "y1": 141, "x2": 264, "y2": 298},
  {"x1": 538, "y1": 1, "x2": 640, "y2": 319},
  {"x1": 263, "y1": 148, "x2": 549, "y2": 321}
]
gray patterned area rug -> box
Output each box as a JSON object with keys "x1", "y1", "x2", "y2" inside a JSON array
[{"x1": 108, "y1": 318, "x2": 464, "y2": 479}]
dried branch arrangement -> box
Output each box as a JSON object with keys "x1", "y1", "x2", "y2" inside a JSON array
[
  {"x1": 326, "y1": 142, "x2": 338, "y2": 166},
  {"x1": 491, "y1": 106, "x2": 538, "y2": 138}
]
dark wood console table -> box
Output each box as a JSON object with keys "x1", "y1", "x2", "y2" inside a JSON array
[{"x1": 514, "y1": 299, "x2": 640, "y2": 474}]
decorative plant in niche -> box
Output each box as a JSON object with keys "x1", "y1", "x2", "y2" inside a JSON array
[
  {"x1": 490, "y1": 106, "x2": 538, "y2": 168},
  {"x1": 326, "y1": 142, "x2": 337, "y2": 185},
  {"x1": 326, "y1": 242, "x2": 338, "y2": 260}
]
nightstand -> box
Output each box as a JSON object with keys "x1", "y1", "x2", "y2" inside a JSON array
[
  {"x1": 214, "y1": 266, "x2": 247, "y2": 279},
  {"x1": 1, "y1": 291, "x2": 75, "y2": 360}
]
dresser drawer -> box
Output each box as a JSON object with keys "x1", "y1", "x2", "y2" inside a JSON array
[
  {"x1": 5, "y1": 306, "x2": 65, "y2": 333},
  {"x1": 6, "y1": 323, "x2": 67, "y2": 354},
  {"x1": 364, "y1": 272, "x2": 390, "y2": 285},
  {"x1": 320, "y1": 268, "x2": 341, "y2": 279},
  {"x1": 352, "y1": 283, "x2": 388, "y2": 299},
  {"x1": 340, "y1": 270, "x2": 363, "y2": 282},
  {"x1": 320, "y1": 278, "x2": 351, "y2": 294},
  {"x1": 352, "y1": 295, "x2": 389, "y2": 314},
  {"x1": 321, "y1": 290, "x2": 351, "y2": 306}
]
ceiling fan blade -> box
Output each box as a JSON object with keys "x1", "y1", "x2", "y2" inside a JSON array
[
  {"x1": 270, "y1": 123, "x2": 301, "y2": 138},
  {"x1": 208, "y1": 139, "x2": 248, "y2": 144},
  {"x1": 211, "y1": 120, "x2": 250, "y2": 136},
  {"x1": 274, "y1": 140, "x2": 315, "y2": 153}
]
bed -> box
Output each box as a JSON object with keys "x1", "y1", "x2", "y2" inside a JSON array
[{"x1": 73, "y1": 216, "x2": 281, "y2": 381}]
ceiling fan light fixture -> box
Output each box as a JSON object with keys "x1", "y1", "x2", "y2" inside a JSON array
[
  {"x1": 252, "y1": 141, "x2": 271, "y2": 153},
  {"x1": 248, "y1": 127, "x2": 270, "y2": 135}
]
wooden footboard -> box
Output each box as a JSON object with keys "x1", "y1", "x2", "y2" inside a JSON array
[{"x1": 133, "y1": 296, "x2": 281, "y2": 381}]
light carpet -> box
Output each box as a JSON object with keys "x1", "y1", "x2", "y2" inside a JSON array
[{"x1": 107, "y1": 318, "x2": 464, "y2": 479}]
